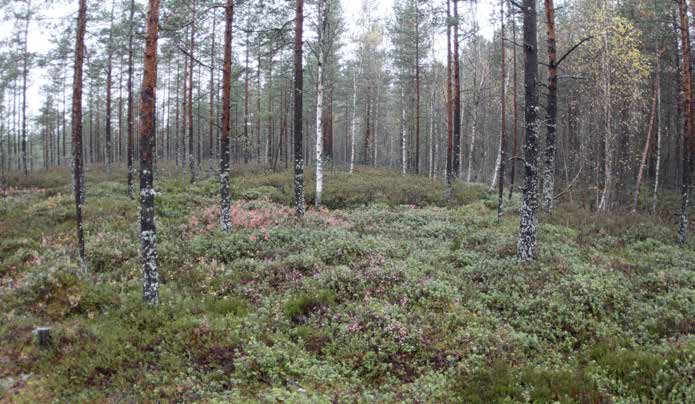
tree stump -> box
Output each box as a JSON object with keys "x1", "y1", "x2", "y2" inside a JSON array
[{"x1": 33, "y1": 327, "x2": 51, "y2": 348}]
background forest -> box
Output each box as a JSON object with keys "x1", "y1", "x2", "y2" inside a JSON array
[{"x1": 1, "y1": 0, "x2": 694, "y2": 401}]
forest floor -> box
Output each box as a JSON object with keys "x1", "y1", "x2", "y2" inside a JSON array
[{"x1": 1, "y1": 165, "x2": 694, "y2": 402}]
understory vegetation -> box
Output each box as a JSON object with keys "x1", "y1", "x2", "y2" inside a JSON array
[{"x1": 1, "y1": 166, "x2": 694, "y2": 402}]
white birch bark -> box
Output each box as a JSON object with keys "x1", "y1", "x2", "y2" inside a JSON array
[
  {"x1": 349, "y1": 72, "x2": 357, "y2": 174},
  {"x1": 315, "y1": 53, "x2": 324, "y2": 206}
]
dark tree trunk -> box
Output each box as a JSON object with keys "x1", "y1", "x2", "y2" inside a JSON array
[
  {"x1": 509, "y1": 10, "x2": 519, "y2": 201},
  {"x1": 445, "y1": 0, "x2": 453, "y2": 193},
  {"x1": 517, "y1": 0, "x2": 541, "y2": 260},
  {"x1": 415, "y1": 2, "x2": 420, "y2": 175},
  {"x1": 126, "y1": 0, "x2": 136, "y2": 199},
  {"x1": 243, "y1": 32, "x2": 250, "y2": 165},
  {"x1": 293, "y1": 0, "x2": 305, "y2": 217},
  {"x1": 209, "y1": 11, "x2": 216, "y2": 167},
  {"x1": 677, "y1": 0, "x2": 693, "y2": 244},
  {"x1": 542, "y1": 0, "x2": 558, "y2": 213},
  {"x1": 498, "y1": 0, "x2": 507, "y2": 223},
  {"x1": 140, "y1": 0, "x2": 160, "y2": 305},
  {"x1": 105, "y1": 0, "x2": 115, "y2": 173},
  {"x1": 72, "y1": 0, "x2": 87, "y2": 270},
  {"x1": 220, "y1": 0, "x2": 234, "y2": 232},
  {"x1": 633, "y1": 60, "x2": 659, "y2": 213},
  {"x1": 21, "y1": 0, "x2": 31, "y2": 176},
  {"x1": 189, "y1": 0, "x2": 197, "y2": 183},
  {"x1": 452, "y1": 0, "x2": 461, "y2": 178}
]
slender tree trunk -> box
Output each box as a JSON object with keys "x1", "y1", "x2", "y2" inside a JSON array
[
  {"x1": 452, "y1": 0, "x2": 461, "y2": 178},
  {"x1": 189, "y1": 0, "x2": 197, "y2": 183},
  {"x1": 349, "y1": 72, "x2": 358, "y2": 174},
  {"x1": 498, "y1": 0, "x2": 507, "y2": 222},
  {"x1": 315, "y1": 0, "x2": 328, "y2": 206},
  {"x1": 542, "y1": 0, "x2": 558, "y2": 213},
  {"x1": 517, "y1": 0, "x2": 541, "y2": 260},
  {"x1": 209, "y1": 11, "x2": 216, "y2": 170},
  {"x1": 652, "y1": 52, "x2": 662, "y2": 214},
  {"x1": 126, "y1": 0, "x2": 135, "y2": 199},
  {"x1": 21, "y1": 0, "x2": 31, "y2": 176},
  {"x1": 633, "y1": 61, "x2": 659, "y2": 212},
  {"x1": 677, "y1": 0, "x2": 693, "y2": 244},
  {"x1": 509, "y1": 10, "x2": 519, "y2": 200},
  {"x1": 414, "y1": 2, "x2": 421, "y2": 175},
  {"x1": 401, "y1": 87, "x2": 407, "y2": 176},
  {"x1": 598, "y1": 17, "x2": 615, "y2": 212},
  {"x1": 140, "y1": 0, "x2": 160, "y2": 305},
  {"x1": 105, "y1": 0, "x2": 115, "y2": 173},
  {"x1": 467, "y1": 66, "x2": 487, "y2": 183},
  {"x1": 72, "y1": 0, "x2": 87, "y2": 271},
  {"x1": 293, "y1": 0, "x2": 306, "y2": 217},
  {"x1": 428, "y1": 65, "x2": 436, "y2": 178},
  {"x1": 446, "y1": 0, "x2": 453, "y2": 194},
  {"x1": 220, "y1": 0, "x2": 234, "y2": 232}
]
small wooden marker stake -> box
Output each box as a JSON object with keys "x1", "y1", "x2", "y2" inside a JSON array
[{"x1": 33, "y1": 327, "x2": 51, "y2": 348}]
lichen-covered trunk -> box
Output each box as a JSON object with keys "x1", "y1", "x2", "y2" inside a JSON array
[
  {"x1": 126, "y1": 0, "x2": 135, "y2": 199},
  {"x1": 677, "y1": 0, "x2": 693, "y2": 244},
  {"x1": 209, "y1": 12, "x2": 216, "y2": 170},
  {"x1": 509, "y1": 15, "x2": 519, "y2": 201},
  {"x1": 71, "y1": 0, "x2": 87, "y2": 271},
  {"x1": 542, "y1": 0, "x2": 557, "y2": 213},
  {"x1": 452, "y1": 0, "x2": 461, "y2": 179},
  {"x1": 414, "y1": 4, "x2": 420, "y2": 175},
  {"x1": 188, "y1": 0, "x2": 197, "y2": 184},
  {"x1": 349, "y1": 73, "x2": 357, "y2": 175},
  {"x1": 105, "y1": 0, "x2": 115, "y2": 174},
  {"x1": 517, "y1": 0, "x2": 540, "y2": 261},
  {"x1": 652, "y1": 55, "x2": 662, "y2": 214},
  {"x1": 21, "y1": 0, "x2": 30, "y2": 176},
  {"x1": 139, "y1": 0, "x2": 160, "y2": 305},
  {"x1": 445, "y1": 0, "x2": 453, "y2": 193},
  {"x1": 293, "y1": 0, "x2": 305, "y2": 217},
  {"x1": 497, "y1": 0, "x2": 507, "y2": 223},
  {"x1": 315, "y1": 50, "x2": 324, "y2": 206},
  {"x1": 220, "y1": 0, "x2": 234, "y2": 233},
  {"x1": 401, "y1": 88, "x2": 407, "y2": 176},
  {"x1": 598, "y1": 26, "x2": 614, "y2": 212}
]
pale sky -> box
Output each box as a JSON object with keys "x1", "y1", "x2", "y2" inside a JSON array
[{"x1": 12, "y1": 0, "x2": 496, "y2": 125}]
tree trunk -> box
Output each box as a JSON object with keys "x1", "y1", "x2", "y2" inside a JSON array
[
  {"x1": 126, "y1": 0, "x2": 135, "y2": 199},
  {"x1": 401, "y1": 87, "x2": 407, "y2": 176},
  {"x1": 446, "y1": 0, "x2": 453, "y2": 194},
  {"x1": 209, "y1": 11, "x2": 216, "y2": 169},
  {"x1": 293, "y1": 0, "x2": 306, "y2": 217},
  {"x1": 21, "y1": 0, "x2": 31, "y2": 176},
  {"x1": 677, "y1": 0, "x2": 693, "y2": 244},
  {"x1": 349, "y1": 72, "x2": 358, "y2": 174},
  {"x1": 139, "y1": 0, "x2": 161, "y2": 305},
  {"x1": 315, "y1": 0, "x2": 329, "y2": 206},
  {"x1": 633, "y1": 59, "x2": 659, "y2": 213},
  {"x1": 72, "y1": 0, "x2": 87, "y2": 271},
  {"x1": 509, "y1": 10, "x2": 519, "y2": 200},
  {"x1": 497, "y1": 0, "x2": 507, "y2": 223},
  {"x1": 414, "y1": 2, "x2": 420, "y2": 175},
  {"x1": 105, "y1": 0, "x2": 115, "y2": 173},
  {"x1": 452, "y1": 0, "x2": 461, "y2": 178},
  {"x1": 542, "y1": 0, "x2": 558, "y2": 213},
  {"x1": 220, "y1": 0, "x2": 234, "y2": 232},
  {"x1": 517, "y1": 0, "x2": 541, "y2": 260},
  {"x1": 189, "y1": 0, "x2": 197, "y2": 183},
  {"x1": 652, "y1": 52, "x2": 662, "y2": 214}
]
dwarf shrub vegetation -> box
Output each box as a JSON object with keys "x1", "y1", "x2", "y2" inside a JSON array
[{"x1": 0, "y1": 166, "x2": 694, "y2": 401}]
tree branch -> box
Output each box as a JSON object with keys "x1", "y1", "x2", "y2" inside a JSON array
[{"x1": 556, "y1": 36, "x2": 593, "y2": 66}]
